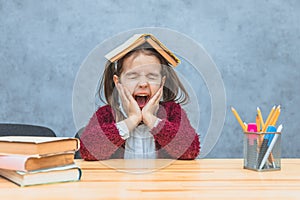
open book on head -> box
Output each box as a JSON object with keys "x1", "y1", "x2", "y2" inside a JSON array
[{"x1": 105, "y1": 34, "x2": 180, "y2": 67}]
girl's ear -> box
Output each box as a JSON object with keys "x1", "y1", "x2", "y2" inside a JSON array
[{"x1": 113, "y1": 75, "x2": 119, "y2": 85}]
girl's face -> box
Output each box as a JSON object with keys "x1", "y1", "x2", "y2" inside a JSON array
[{"x1": 114, "y1": 53, "x2": 165, "y2": 109}]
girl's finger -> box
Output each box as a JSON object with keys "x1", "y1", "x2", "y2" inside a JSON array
[
  {"x1": 152, "y1": 87, "x2": 163, "y2": 105},
  {"x1": 145, "y1": 91, "x2": 160, "y2": 111}
]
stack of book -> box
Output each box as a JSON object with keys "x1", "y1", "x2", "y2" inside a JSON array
[{"x1": 0, "y1": 136, "x2": 81, "y2": 187}]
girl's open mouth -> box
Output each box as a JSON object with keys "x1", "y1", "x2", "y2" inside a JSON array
[{"x1": 134, "y1": 94, "x2": 150, "y2": 109}]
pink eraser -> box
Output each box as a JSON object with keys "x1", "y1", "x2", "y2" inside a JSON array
[{"x1": 247, "y1": 123, "x2": 257, "y2": 132}]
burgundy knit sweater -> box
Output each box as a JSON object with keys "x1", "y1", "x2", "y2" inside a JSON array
[{"x1": 79, "y1": 101, "x2": 200, "y2": 160}]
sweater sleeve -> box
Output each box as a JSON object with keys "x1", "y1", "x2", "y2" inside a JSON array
[
  {"x1": 151, "y1": 102, "x2": 200, "y2": 160},
  {"x1": 79, "y1": 105, "x2": 126, "y2": 160}
]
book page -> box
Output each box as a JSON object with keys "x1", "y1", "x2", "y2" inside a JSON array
[
  {"x1": 0, "y1": 136, "x2": 76, "y2": 144},
  {"x1": 105, "y1": 34, "x2": 145, "y2": 61},
  {"x1": 16, "y1": 164, "x2": 78, "y2": 175}
]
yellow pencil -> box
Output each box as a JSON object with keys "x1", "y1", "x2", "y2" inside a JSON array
[
  {"x1": 267, "y1": 107, "x2": 279, "y2": 163},
  {"x1": 270, "y1": 105, "x2": 281, "y2": 126},
  {"x1": 272, "y1": 108, "x2": 281, "y2": 126},
  {"x1": 265, "y1": 105, "x2": 280, "y2": 164},
  {"x1": 256, "y1": 107, "x2": 264, "y2": 130},
  {"x1": 262, "y1": 105, "x2": 276, "y2": 132},
  {"x1": 256, "y1": 114, "x2": 260, "y2": 132},
  {"x1": 231, "y1": 107, "x2": 246, "y2": 132},
  {"x1": 244, "y1": 122, "x2": 248, "y2": 131},
  {"x1": 266, "y1": 106, "x2": 281, "y2": 167}
]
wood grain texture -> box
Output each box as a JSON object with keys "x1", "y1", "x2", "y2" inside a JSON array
[{"x1": 0, "y1": 159, "x2": 299, "y2": 199}]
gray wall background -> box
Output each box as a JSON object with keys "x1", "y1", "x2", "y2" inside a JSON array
[{"x1": 0, "y1": 0, "x2": 299, "y2": 158}]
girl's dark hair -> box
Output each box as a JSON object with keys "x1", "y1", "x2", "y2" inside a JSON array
[{"x1": 98, "y1": 46, "x2": 189, "y2": 110}]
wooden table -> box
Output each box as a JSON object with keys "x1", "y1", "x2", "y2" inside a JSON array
[{"x1": 0, "y1": 159, "x2": 300, "y2": 199}]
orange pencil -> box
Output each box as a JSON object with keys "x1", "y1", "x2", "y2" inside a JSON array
[
  {"x1": 256, "y1": 114, "x2": 264, "y2": 148},
  {"x1": 244, "y1": 122, "x2": 248, "y2": 131},
  {"x1": 270, "y1": 106, "x2": 281, "y2": 126},
  {"x1": 268, "y1": 106, "x2": 281, "y2": 166},
  {"x1": 256, "y1": 107, "x2": 264, "y2": 130},
  {"x1": 231, "y1": 107, "x2": 246, "y2": 132},
  {"x1": 266, "y1": 105, "x2": 280, "y2": 165},
  {"x1": 262, "y1": 105, "x2": 276, "y2": 132},
  {"x1": 256, "y1": 114, "x2": 260, "y2": 132}
]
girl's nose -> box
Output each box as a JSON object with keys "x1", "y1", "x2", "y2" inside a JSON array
[
  {"x1": 138, "y1": 77, "x2": 149, "y2": 88},
  {"x1": 138, "y1": 81, "x2": 148, "y2": 88}
]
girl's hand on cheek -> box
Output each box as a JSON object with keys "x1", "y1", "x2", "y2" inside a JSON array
[
  {"x1": 116, "y1": 83, "x2": 142, "y2": 131},
  {"x1": 142, "y1": 86, "x2": 163, "y2": 129}
]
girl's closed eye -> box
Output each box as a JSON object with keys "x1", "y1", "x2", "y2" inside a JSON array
[
  {"x1": 125, "y1": 72, "x2": 139, "y2": 80},
  {"x1": 147, "y1": 73, "x2": 160, "y2": 80}
]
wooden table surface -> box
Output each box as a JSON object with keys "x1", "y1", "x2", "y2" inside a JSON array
[{"x1": 0, "y1": 159, "x2": 300, "y2": 199}]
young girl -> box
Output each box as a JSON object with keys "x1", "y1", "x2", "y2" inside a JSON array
[{"x1": 79, "y1": 37, "x2": 200, "y2": 160}]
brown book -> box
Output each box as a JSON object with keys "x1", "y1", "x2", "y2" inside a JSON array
[
  {"x1": 0, "y1": 164, "x2": 81, "y2": 187},
  {"x1": 0, "y1": 136, "x2": 80, "y2": 155},
  {"x1": 0, "y1": 152, "x2": 75, "y2": 171},
  {"x1": 105, "y1": 33, "x2": 180, "y2": 67}
]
